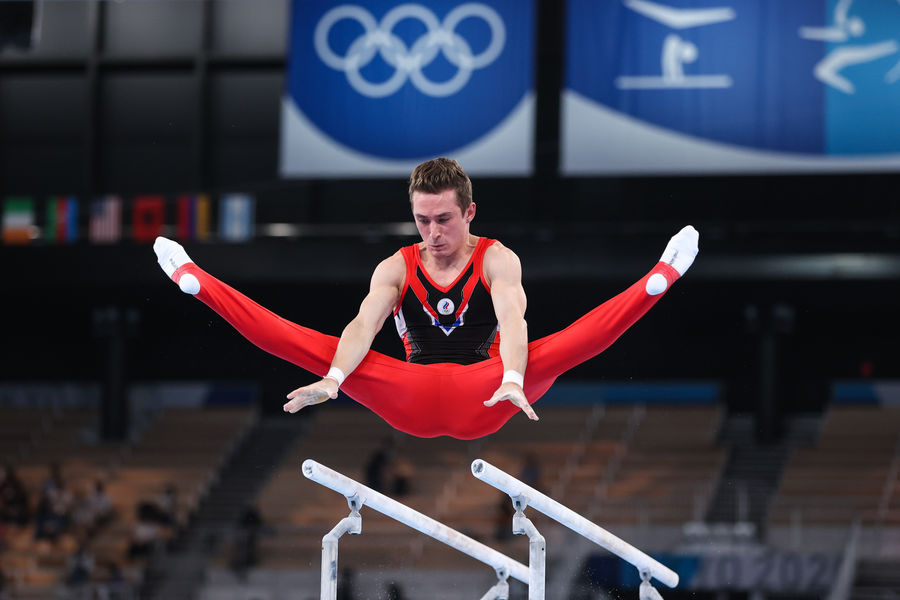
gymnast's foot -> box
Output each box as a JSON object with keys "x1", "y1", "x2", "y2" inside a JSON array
[
  {"x1": 647, "y1": 225, "x2": 699, "y2": 295},
  {"x1": 660, "y1": 225, "x2": 699, "y2": 276},
  {"x1": 153, "y1": 237, "x2": 200, "y2": 294}
]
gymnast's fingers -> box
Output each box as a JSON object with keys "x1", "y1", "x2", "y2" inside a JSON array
[
  {"x1": 513, "y1": 395, "x2": 539, "y2": 421},
  {"x1": 484, "y1": 389, "x2": 539, "y2": 421},
  {"x1": 284, "y1": 386, "x2": 330, "y2": 413},
  {"x1": 483, "y1": 388, "x2": 505, "y2": 407}
]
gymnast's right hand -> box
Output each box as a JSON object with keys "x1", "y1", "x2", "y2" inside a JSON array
[{"x1": 284, "y1": 378, "x2": 339, "y2": 413}]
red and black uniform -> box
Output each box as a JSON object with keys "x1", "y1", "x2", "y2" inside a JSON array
[
  {"x1": 394, "y1": 238, "x2": 500, "y2": 365},
  {"x1": 173, "y1": 239, "x2": 681, "y2": 439}
]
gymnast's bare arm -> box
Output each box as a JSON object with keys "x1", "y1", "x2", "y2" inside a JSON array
[
  {"x1": 283, "y1": 252, "x2": 405, "y2": 413},
  {"x1": 481, "y1": 243, "x2": 537, "y2": 421}
]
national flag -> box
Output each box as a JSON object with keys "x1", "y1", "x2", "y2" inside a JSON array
[
  {"x1": 89, "y1": 196, "x2": 122, "y2": 244},
  {"x1": 176, "y1": 194, "x2": 211, "y2": 242},
  {"x1": 219, "y1": 193, "x2": 255, "y2": 242},
  {"x1": 45, "y1": 196, "x2": 79, "y2": 244},
  {"x1": 132, "y1": 195, "x2": 165, "y2": 243},
  {"x1": 2, "y1": 197, "x2": 36, "y2": 245}
]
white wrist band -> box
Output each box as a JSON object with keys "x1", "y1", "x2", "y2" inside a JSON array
[
  {"x1": 325, "y1": 367, "x2": 346, "y2": 387},
  {"x1": 501, "y1": 369, "x2": 524, "y2": 388}
]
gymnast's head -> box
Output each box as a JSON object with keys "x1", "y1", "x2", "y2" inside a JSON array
[
  {"x1": 408, "y1": 157, "x2": 473, "y2": 215},
  {"x1": 408, "y1": 158, "x2": 476, "y2": 257}
]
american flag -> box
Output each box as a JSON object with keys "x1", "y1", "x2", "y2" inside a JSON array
[{"x1": 89, "y1": 195, "x2": 122, "y2": 244}]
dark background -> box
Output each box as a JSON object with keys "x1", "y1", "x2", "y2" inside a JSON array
[{"x1": 2, "y1": 0, "x2": 898, "y2": 426}]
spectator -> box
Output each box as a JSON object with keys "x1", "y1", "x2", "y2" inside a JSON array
[
  {"x1": 96, "y1": 561, "x2": 127, "y2": 600},
  {"x1": 494, "y1": 494, "x2": 514, "y2": 542},
  {"x1": 365, "y1": 437, "x2": 396, "y2": 493},
  {"x1": 87, "y1": 480, "x2": 114, "y2": 531},
  {"x1": 69, "y1": 485, "x2": 94, "y2": 540},
  {"x1": 127, "y1": 502, "x2": 162, "y2": 560},
  {"x1": 71, "y1": 479, "x2": 114, "y2": 541},
  {"x1": 230, "y1": 505, "x2": 263, "y2": 580},
  {"x1": 519, "y1": 453, "x2": 542, "y2": 492},
  {"x1": 104, "y1": 561, "x2": 124, "y2": 585},
  {"x1": 65, "y1": 541, "x2": 94, "y2": 587},
  {"x1": 390, "y1": 457, "x2": 414, "y2": 498},
  {"x1": 34, "y1": 462, "x2": 72, "y2": 542},
  {"x1": 153, "y1": 483, "x2": 178, "y2": 527},
  {"x1": 385, "y1": 581, "x2": 405, "y2": 600},
  {"x1": 0, "y1": 464, "x2": 29, "y2": 526}
]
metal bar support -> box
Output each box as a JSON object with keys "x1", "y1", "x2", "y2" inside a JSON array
[
  {"x1": 478, "y1": 567, "x2": 510, "y2": 600},
  {"x1": 511, "y1": 496, "x2": 546, "y2": 600},
  {"x1": 320, "y1": 495, "x2": 361, "y2": 600}
]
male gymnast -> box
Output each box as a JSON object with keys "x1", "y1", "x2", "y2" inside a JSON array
[{"x1": 154, "y1": 158, "x2": 698, "y2": 439}]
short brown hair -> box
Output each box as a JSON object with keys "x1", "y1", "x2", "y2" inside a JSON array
[{"x1": 408, "y1": 157, "x2": 472, "y2": 213}]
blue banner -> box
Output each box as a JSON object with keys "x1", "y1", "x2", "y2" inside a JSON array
[
  {"x1": 562, "y1": 0, "x2": 900, "y2": 174},
  {"x1": 586, "y1": 550, "x2": 840, "y2": 594},
  {"x1": 281, "y1": 0, "x2": 535, "y2": 177},
  {"x1": 540, "y1": 381, "x2": 720, "y2": 405},
  {"x1": 832, "y1": 380, "x2": 900, "y2": 405}
]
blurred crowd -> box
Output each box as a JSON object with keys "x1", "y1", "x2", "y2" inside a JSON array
[{"x1": 0, "y1": 461, "x2": 182, "y2": 599}]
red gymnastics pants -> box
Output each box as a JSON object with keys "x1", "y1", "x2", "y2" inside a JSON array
[{"x1": 172, "y1": 261, "x2": 681, "y2": 439}]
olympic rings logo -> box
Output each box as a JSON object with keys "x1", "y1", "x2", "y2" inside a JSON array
[{"x1": 314, "y1": 3, "x2": 506, "y2": 98}]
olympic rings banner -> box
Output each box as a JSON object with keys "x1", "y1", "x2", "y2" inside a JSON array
[
  {"x1": 561, "y1": 0, "x2": 900, "y2": 175},
  {"x1": 280, "y1": 0, "x2": 535, "y2": 177}
]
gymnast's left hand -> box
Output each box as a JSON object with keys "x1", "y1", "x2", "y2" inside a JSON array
[
  {"x1": 284, "y1": 378, "x2": 339, "y2": 413},
  {"x1": 484, "y1": 383, "x2": 538, "y2": 421}
]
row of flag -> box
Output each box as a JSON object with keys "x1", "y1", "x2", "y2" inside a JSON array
[{"x1": 1, "y1": 194, "x2": 255, "y2": 246}]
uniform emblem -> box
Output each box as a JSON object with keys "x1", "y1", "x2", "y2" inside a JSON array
[{"x1": 437, "y1": 298, "x2": 455, "y2": 315}]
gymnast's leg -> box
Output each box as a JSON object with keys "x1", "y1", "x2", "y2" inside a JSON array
[
  {"x1": 153, "y1": 237, "x2": 461, "y2": 438},
  {"x1": 153, "y1": 236, "x2": 339, "y2": 377},
  {"x1": 524, "y1": 225, "x2": 699, "y2": 391}
]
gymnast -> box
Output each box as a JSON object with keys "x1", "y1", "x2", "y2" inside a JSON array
[{"x1": 153, "y1": 158, "x2": 698, "y2": 439}]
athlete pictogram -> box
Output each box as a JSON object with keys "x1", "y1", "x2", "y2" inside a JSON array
[
  {"x1": 615, "y1": 0, "x2": 736, "y2": 90},
  {"x1": 314, "y1": 3, "x2": 506, "y2": 98},
  {"x1": 799, "y1": 0, "x2": 900, "y2": 94}
]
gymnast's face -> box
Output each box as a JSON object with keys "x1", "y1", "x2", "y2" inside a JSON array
[{"x1": 411, "y1": 188, "x2": 475, "y2": 260}]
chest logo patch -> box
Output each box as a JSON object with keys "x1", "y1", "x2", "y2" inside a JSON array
[{"x1": 437, "y1": 298, "x2": 455, "y2": 315}]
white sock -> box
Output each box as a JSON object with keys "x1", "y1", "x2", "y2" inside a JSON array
[
  {"x1": 659, "y1": 225, "x2": 699, "y2": 277},
  {"x1": 153, "y1": 237, "x2": 199, "y2": 294}
]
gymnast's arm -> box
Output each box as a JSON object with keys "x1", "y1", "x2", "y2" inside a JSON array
[
  {"x1": 481, "y1": 243, "x2": 537, "y2": 421},
  {"x1": 283, "y1": 253, "x2": 404, "y2": 413}
]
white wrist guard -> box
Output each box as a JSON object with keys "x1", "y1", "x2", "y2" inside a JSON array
[
  {"x1": 501, "y1": 369, "x2": 524, "y2": 388},
  {"x1": 324, "y1": 367, "x2": 346, "y2": 387}
]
